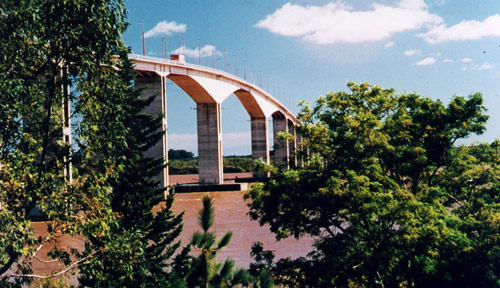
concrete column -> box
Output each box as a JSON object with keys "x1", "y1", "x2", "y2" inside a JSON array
[
  {"x1": 160, "y1": 77, "x2": 169, "y2": 193},
  {"x1": 135, "y1": 76, "x2": 169, "y2": 190},
  {"x1": 288, "y1": 121, "x2": 297, "y2": 168},
  {"x1": 197, "y1": 103, "x2": 223, "y2": 184},
  {"x1": 251, "y1": 117, "x2": 269, "y2": 178},
  {"x1": 273, "y1": 117, "x2": 289, "y2": 169}
]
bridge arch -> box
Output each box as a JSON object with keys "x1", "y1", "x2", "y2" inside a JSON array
[{"x1": 130, "y1": 54, "x2": 300, "y2": 186}]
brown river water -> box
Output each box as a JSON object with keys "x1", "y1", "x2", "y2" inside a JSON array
[{"x1": 27, "y1": 173, "x2": 313, "y2": 282}]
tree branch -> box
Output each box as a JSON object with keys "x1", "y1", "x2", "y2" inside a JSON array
[
  {"x1": 8, "y1": 250, "x2": 97, "y2": 280},
  {"x1": 447, "y1": 194, "x2": 465, "y2": 208}
]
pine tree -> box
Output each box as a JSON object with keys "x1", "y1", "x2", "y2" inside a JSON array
[
  {"x1": 0, "y1": 0, "x2": 187, "y2": 286},
  {"x1": 187, "y1": 194, "x2": 254, "y2": 288},
  {"x1": 75, "y1": 53, "x2": 186, "y2": 287}
]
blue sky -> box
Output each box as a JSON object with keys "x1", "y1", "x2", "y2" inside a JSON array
[{"x1": 123, "y1": 0, "x2": 500, "y2": 155}]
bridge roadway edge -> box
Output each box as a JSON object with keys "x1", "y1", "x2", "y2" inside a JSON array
[{"x1": 128, "y1": 54, "x2": 302, "y2": 193}]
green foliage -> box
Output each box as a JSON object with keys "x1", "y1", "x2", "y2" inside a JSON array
[
  {"x1": 32, "y1": 276, "x2": 72, "y2": 288},
  {"x1": 0, "y1": 0, "x2": 186, "y2": 286},
  {"x1": 0, "y1": 0, "x2": 128, "y2": 284},
  {"x1": 187, "y1": 194, "x2": 264, "y2": 288},
  {"x1": 168, "y1": 156, "x2": 252, "y2": 175},
  {"x1": 169, "y1": 159, "x2": 199, "y2": 175},
  {"x1": 169, "y1": 149, "x2": 194, "y2": 160},
  {"x1": 246, "y1": 82, "x2": 498, "y2": 287},
  {"x1": 223, "y1": 156, "x2": 253, "y2": 173}
]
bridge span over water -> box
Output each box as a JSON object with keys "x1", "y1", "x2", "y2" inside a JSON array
[{"x1": 129, "y1": 54, "x2": 301, "y2": 187}]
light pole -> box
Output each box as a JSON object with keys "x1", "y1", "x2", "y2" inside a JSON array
[
  {"x1": 212, "y1": 45, "x2": 215, "y2": 68},
  {"x1": 243, "y1": 60, "x2": 246, "y2": 80},
  {"x1": 252, "y1": 65, "x2": 254, "y2": 84},
  {"x1": 223, "y1": 49, "x2": 226, "y2": 72},
  {"x1": 197, "y1": 39, "x2": 201, "y2": 64},
  {"x1": 233, "y1": 54, "x2": 237, "y2": 76},
  {"x1": 139, "y1": 21, "x2": 145, "y2": 56},
  {"x1": 163, "y1": 29, "x2": 167, "y2": 59},
  {"x1": 180, "y1": 33, "x2": 185, "y2": 55}
]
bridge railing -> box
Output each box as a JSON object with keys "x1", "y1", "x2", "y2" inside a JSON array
[
  {"x1": 129, "y1": 54, "x2": 260, "y2": 89},
  {"x1": 128, "y1": 53, "x2": 297, "y2": 122}
]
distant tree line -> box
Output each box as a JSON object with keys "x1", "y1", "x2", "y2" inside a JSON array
[
  {"x1": 168, "y1": 149, "x2": 194, "y2": 160},
  {"x1": 168, "y1": 150, "x2": 253, "y2": 174}
]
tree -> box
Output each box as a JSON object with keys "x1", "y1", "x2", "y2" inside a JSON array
[
  {"x1": 169, "y1": 149, "x2": 195, "y2": 160},
  {"x1": 246, "y1": 82, "x2": 500, "y2": 287},
  {"x1": 187, "y1": 194, "x2": 253, "y2": 288},
  {"x1": 0, "y1": 0, "x2": 185, "y2": 286},
  {"x1": 75, "y1": 52, "x2": 186, "y2": 287}
]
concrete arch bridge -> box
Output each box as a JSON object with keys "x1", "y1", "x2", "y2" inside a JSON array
[{"x1": 129, "y1": 54, "x2": 301, "y2": 188}]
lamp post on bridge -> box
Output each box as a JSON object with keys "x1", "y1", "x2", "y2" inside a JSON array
[
  {"x1": 180, "y1": 33, "x2": 185, "y2": 55},
  {"x1": 162, "y1": 29, "x2": 167, "y2": 59},
  {"x1": 197, "y1": 38, "x2": 201, "y2": 64},
  {"x1": 223, "y1": 49, "x2": 226, "y2": 72},
  {"x1": 233, "y1": 54, "x2": 237, "y2": 76},
  {"x1": 212, "y1": 45, "x2": 215, "y2": 68},
  {"x1": 139, "y1": 21, "x2": 145, "y2": 56}
]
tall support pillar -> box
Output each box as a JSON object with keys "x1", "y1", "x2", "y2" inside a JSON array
[
  {"x1": 273, "y1": 117, "x2": 289, "y2": 169},
  {"x1": 197, "y1": 103, "x2": 223, "y2": 184},
  {"x1": 135, "y1": 75, "x2": 169, "y2": 191},
  {"x1": 251, "y1": 117, "x2": 269, "y2": 178},
  {"x1": 160, "y1": 77, "x2": 169, "y2": 194}
]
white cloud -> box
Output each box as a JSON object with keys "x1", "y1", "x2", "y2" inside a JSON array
[
  {"x1": 385, "y1": 41, "x2": 395, "y2": 48},
  {"x1": 171, "y1": 44, "x2": 222, "y2": 59},
  {"x1": 460, "y1": 66, "x2": 467, "y2": 71},
  {"x1": 415, "y1": 57, "x2": 436, "y2": 66},
  {"x1": 255, "y1": 0, "x2": 442, "y2": 44},
  {"x1": 419, "y1": 14, "x2": 500, "y2": 44},
  {"x1": 168, "y1": 134, "x2": 197, "y2": 152},
  {"x1": 473, "y1": 63, "x2": 492, "y2": 70},
  {"x1": 442, "y1": 59, "x2": 453, "y2": 63},
  {"x1": 404, "y1": 49, "x2": 421, "y2": 56},
  {"x1": 144, "y1": 20, "x2": 187, "y2": 38},
  {"x1": 461, "y1": 58, "x2": 472, "y2": 63}
]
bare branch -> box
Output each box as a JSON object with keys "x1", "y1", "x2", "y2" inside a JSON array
[
  {"x1": 447, "y1": 194, "x2": 465, "y2": 208},
  {"x1": 8, "y1": 250, "x2": 97, "y2": 280}
]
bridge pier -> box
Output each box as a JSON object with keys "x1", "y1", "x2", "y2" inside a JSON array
[
  {"x1": 135, "y1": 75, "x2": 169, "y2": 191},
  {"x1": 251, "y1": 117, "x2": 270, "y2": 178},
  {"x1": 197, "y1": 103, "x2": 224, "y2": 184},
  {"x1": 273, "y1": 116, "x2": 289, "y2": 169}
]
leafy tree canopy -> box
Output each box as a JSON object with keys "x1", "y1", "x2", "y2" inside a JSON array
[
  {"x1": 0, "y1": 0, "x2": 185, "y2": 286},
  {"x1": 169, "y1": 149, "x2": 195, "y2": 160},
  {"x1": 246, "y1": 82, "x2": 500, "y2": 287}
]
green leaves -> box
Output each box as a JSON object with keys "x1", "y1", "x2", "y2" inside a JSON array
[
  {"x1": 1, "y1": 0, "x2": 186, "y2": 286},
  {"x1": 247, "y1": 82, "x2": 497, "y2": 287}
]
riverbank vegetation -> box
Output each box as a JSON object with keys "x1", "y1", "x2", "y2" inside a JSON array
[
  {"x1": 246, "y1": 82, "x2": 500, "y2": 287},
  {"x1": 168, "y1": 150, "x2": 253, "y2": 174},
  {"x1": 3, "y1": 0, "x2": 500, "y2": 286}
]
